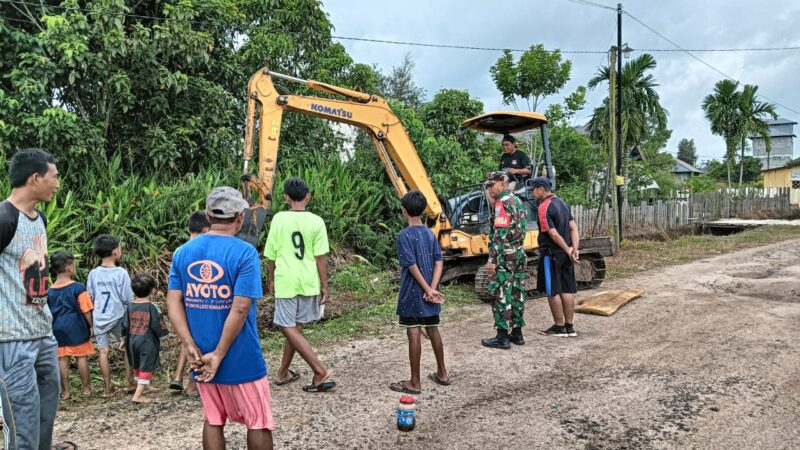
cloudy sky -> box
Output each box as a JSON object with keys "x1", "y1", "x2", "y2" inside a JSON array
[{"x1": 325, "y1": 0, "x2": 800, "y2": 164}]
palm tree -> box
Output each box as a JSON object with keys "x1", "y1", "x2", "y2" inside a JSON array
[
  {"x1": 702, "y1": 80, "x2": 742, "y2": 187},
  {"x1": 586, "y1": 53, "x2": 668, "y2": 194},
  {"x1": 738, "y1": 84, "x2": 777, "y2": 182}
]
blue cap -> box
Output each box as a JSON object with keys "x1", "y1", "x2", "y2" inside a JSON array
[{"x1": 530, "y1": 176, "x2": 552, "y2": 190}]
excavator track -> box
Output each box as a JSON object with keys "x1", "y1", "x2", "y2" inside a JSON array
[{"x1": 473, "y1": 252, "x2": 606, "y2": 301}]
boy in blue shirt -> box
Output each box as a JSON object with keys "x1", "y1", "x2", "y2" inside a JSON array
[{"x1": 389, "y1": 191, "x2": 451, "y2": 395}]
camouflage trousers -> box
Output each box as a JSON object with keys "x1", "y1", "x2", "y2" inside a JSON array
[{"x1": 488, "y1": 250, "x2": 527, "y2": 330}]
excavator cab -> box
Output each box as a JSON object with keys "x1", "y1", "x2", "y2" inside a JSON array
[
  {"x1": 457, "y1": 111, "x2": 554, "y2": 231},
  {"x1": 461, "y1": 110, "x2": 554, "y2": 186}
]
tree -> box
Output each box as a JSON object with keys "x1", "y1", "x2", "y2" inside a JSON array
[
  {"x1": 546, "y1": 124, "x2": 604, "y2": 206},
  {"x1": 378, "y1": 53, "x2": 425, "y2": 109},
  {"x1": 702, "y1": 79, "x2": 742, "y2": 187},
  {"x1": 586, "y1": 53, "x2": 669, "y2": 199},
  {"x1": 677, "y1": 138, "x2": 698, "y2": 166},
  {"x1": 490, "y1": 44, "x2": 572, "y2": 111},
  {"x1": 419, "y1": 89, "x2": 484, "y2": 150},
  {"x1": 702, "y1": 156, "x2": 761, "y2": 184},
  {"x1": 737, "y1": 84, "x2": 777, "y2": 181},
  {"x1": 0, "y1": 0, "x2": 360, "y2": 178},
  {"x1": 544, "y1": 86, "x2": 587, "y2": 126},
  {"x1": 587, "y1": 54, "x2": 668, "y2": 154}
]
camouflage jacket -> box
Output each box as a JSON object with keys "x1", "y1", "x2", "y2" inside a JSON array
[{"x1": 488, "y1": 191, "x2": 527, "y2": 264}]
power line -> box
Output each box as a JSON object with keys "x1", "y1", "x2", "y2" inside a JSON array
[
  {"x1": 329, "y1": 35, "x2": 605, "y2": 53},
  {"x1": 643, "y1": 46, "x2": 800, "y2": 53},
  {"x1": 560, "y1": 0, "x2": 617, "y2": 11},
  {"x1": 623, "y1": 9, "x2": 800, "y2": 118}
]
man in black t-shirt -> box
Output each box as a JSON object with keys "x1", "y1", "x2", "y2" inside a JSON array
[
  {"x1": 530, "y1": 177, "x2": 581, "y2": 338},
  {"x1": 498, "y1": 135, "x2": 532, "y2": 190}
]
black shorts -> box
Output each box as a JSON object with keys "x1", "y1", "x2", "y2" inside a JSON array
[
  {"x1": 399, "y1": 315, "x2": 441, "y2": 328},
  {"x1": 537, "y1": 249, "x2": 577, "y2": 296}
]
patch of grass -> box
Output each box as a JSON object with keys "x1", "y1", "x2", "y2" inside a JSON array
[
  {"x1": 261, "y1": 279, "x2": 479, "y2": 352},
  {"x1": 605, "y1": 225, "x2": 800, "y2": 279}
]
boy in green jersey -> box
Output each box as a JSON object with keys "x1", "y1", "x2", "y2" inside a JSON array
[{"x1": 265, "y1": 178, "x2": 336, "y2": 393}]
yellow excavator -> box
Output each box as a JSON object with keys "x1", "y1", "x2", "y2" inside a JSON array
[{"x1": 239, "y1": 68, "x2": 612, "y2": 299}]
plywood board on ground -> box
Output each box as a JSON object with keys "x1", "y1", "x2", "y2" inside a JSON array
[{"x1": 575, "y1": 289, "x2": 645, "y2": 316}]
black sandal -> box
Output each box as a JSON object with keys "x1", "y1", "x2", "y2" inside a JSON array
[
  {"x1": 428, "y1": 373, "x2": 452, "y2": 386},
  {"x1": 273, "y1": 369, "x2": 300, "y2": 386},
  {"x1": 302, "y1": 380, "x2": 336, "y2": 393},
  {"x1": 389, "y1": 381, "x2": 421, "y2": 395}
]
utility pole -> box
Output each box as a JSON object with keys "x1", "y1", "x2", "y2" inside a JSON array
[
  {"x1": 616, "y1": 3, "x2": 624, "y2": 244},
  {"x1": 609, "y1": 47, "x2": 621, "y2": 254}
]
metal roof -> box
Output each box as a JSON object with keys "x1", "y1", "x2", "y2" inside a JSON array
[{"x1": 672, "y1": 158, "x2": 705, "y2": 174}]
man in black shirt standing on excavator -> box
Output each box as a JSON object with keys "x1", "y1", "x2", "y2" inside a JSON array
[{"x1": 498, "y1": 135, "x2": 532, "y2": 191}]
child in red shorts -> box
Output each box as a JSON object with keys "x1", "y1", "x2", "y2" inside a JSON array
[{"x1": 48, "y1": 251, "x2": 95, "y2": 400}]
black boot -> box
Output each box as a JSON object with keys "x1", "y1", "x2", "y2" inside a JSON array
[
  {"x1": 481, "y1": 328, "x2": 511, "y2": 350},
  {"x1": 510, "y1": 327, "x2": 525, "y2": 346}
]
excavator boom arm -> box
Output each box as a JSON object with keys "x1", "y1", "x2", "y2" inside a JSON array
[{"x1": 243, "y1": 68, "x2": 449, "y2": 234}]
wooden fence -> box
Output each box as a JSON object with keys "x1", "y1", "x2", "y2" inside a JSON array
[{"x1": 571, "y1": 188, "x2": 792, "y2": 237}]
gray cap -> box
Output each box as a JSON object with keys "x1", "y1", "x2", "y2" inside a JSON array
[
  {"x1": 206, "y1": 187, "x2": 249, "y2": 218},
  {"x1": 530, "y1": 176, "x2": 553, "y2": 190}
]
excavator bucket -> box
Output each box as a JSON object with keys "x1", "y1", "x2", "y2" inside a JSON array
[
  {"x1": 235, "y1": 175, "x2": 270, "y2": 247},
  {"x1": 236, "y1": 206, "x2": 268, "y2": 248},
  {"x1": 461, "y1": 111, "x2": 548, "y2": 134}
]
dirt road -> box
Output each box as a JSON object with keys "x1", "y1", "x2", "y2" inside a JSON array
[{"x1": 53, "y1": 239, "x2": 800, "y2": 449}]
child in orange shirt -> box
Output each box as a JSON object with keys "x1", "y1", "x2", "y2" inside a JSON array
[{"x1": 48, "y1": 251, "x2": 95, "y2": 399}]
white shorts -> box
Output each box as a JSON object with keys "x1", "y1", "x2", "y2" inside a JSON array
[{"x1": 273, "y1": 295, "x2": 321, "y2": 328}]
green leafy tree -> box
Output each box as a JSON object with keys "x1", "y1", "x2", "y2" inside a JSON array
[
  {"x1": 586, "y1": 53, "x2": 668, "y2": 201},
  {"x1": 737, "y1": 84, "x2": 777, "y2": 181},
  {"x1": 545, "y1": 86, "x2": 587, "y2": 125},
  {"x1": 419, "y1": 89, "x2": 484, "y2": 150},
  {"x1": 702, "y1": 79, "x2": 743, "y2": 187},
  {"x1": 378, "y1": 53, "x2": 426, "y2": 109},
  {"x1": 490, "y1": 44, "x2": 572, "y2": 111},
  {"x1": 686, "y1": 174, "x2": 719, "y2": 193},
  {"x1": 1, "y1": 0, "x2": 366, "y2": 177},
  {"x1": 702, "y1": 156, "x2": 761, "y2": 184},
  {"x1": 1, "y1": 0, "x2": 246, "y2": 177},
  {"x1": 547, "y1": 123, "x2": 603, "y2": 206},
  {"x1": 587, "y1": 54, "x2": 668, "y2": 160},
  {"x1": 677, "y1": 138, "x2": 698, "y2": 166}
]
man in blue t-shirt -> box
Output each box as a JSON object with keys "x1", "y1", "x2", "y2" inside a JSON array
[
  {"x1": 167, "y1": 187, "x2": 273, "y2": 450},
  {"x1": 388, "y1": 191, "x2": 451, "y2": 395}
]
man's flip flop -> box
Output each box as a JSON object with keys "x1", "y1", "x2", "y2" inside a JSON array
[
  {"x1": 428, "y1": 373, "x2": 452, "y2": 386},
  {"x1": 273, "y1": 369, "x2": 300, "y2": 386},
  {"x1": 52, "y1": 441, "x2": 78, "y2": 449},
  {"x1": 389, "y1": 381, "x2": 421, "y2": 395},
  {"x1": 302, "y1": 380, "x2": 336, "y2": 393},
  {"x1": 169, "y1": 380, "x2": 183, "y2": 392}
]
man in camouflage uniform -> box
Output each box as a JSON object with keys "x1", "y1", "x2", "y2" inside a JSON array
[{"x1": 481, "y1": 171, "x2": 528, "y2": 350}]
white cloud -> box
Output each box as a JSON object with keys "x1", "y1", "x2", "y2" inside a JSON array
[{"x1": 325, "y1": 0, "x2": 800, "y2": 161}]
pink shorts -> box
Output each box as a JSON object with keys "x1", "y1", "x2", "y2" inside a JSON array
[{"x1": 196, "y1": 375, "x2": 275, "y2": 430}]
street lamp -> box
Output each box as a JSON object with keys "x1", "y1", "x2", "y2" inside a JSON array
[{"x1": 621, "y1": 43, "x2": 633, "y2": 59}]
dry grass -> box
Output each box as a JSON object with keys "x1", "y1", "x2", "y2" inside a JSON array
[
  {"x1": 605, "y1": 225, "x2": 800, "y2": 279},
  {"x1": 739, "y1": 207, "x2": 800, "y2": 220}
]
